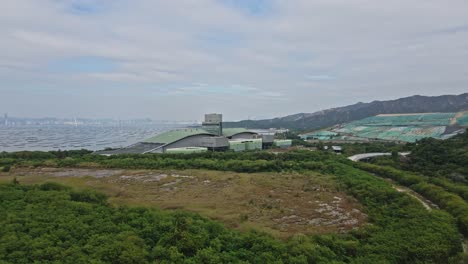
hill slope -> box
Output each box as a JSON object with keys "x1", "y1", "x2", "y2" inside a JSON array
[{"x1": 224, "y1": 93, "x2": 468, "y2": 130}]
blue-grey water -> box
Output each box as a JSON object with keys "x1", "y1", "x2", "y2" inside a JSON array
[{"x1": 0, "y1": 124, "x2": 183, "y2": 152}]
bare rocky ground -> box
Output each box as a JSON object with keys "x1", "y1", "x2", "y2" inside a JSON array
[{"x1": 2, "y1": 167, "x2": 367, "y2": 238}]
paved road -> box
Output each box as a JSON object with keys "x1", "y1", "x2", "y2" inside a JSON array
[{"x1": 348, "y1": 152, "x2": 411, "y2": 161}]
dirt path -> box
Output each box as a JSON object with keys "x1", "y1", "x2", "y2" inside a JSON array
[
  {"x1": 363, "y1": 168, "x2": 465, "y2": 253},
  {"x1": 392, "y1": 185, "x2": 435, "y2": 211},
  {"x1": 388, "y1": 180, "x2": 467, "y2": 254},
  {"x1": 385, "y1": 176, "x2": 467, "y2": 254}
]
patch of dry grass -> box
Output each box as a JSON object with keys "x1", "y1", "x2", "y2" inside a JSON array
[{"x1": 1, "y1": 167, "x2": 367, "y2": 238}]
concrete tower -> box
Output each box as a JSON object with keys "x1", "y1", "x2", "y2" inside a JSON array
[{"x1": 202, "y1": 113, "x2": 223, "y2": 136}]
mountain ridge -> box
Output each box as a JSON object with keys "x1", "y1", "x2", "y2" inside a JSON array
[{"x1": 224, "y1": 93, "x2": 468, "y2": 131}]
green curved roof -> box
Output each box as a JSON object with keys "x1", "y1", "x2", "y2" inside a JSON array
[
  {"x1": 143, "y1": 129, "x2": 214, "y2": 144},
  {"x1": 222, "y1": 128, "x2": 256, "y2": 137}
]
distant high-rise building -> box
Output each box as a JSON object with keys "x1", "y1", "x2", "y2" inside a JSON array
[{"x1": 4, "y1": 113, "x2": 8, "y2": 126}]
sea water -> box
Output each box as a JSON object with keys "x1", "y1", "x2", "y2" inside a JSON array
[{"x1": 0, "y1": 124, "x2": 183, "y2": 152}]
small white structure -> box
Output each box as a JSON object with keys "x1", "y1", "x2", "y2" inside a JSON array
[{"x1": 331, "y1": 146, "x2": 342, "y2": 153}]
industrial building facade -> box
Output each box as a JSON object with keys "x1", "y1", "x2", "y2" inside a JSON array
[{"x1": 96, "y1": 113, "x2": 291, "y2": 155}]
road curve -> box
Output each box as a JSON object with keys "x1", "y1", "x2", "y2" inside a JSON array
[{"x1": 348, "y1": 152, "x2": 410, "y2": 162}]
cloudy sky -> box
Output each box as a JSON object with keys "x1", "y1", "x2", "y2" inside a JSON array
[{"x1": 1, "y1": 0, "x2": 468, "y2": 121}]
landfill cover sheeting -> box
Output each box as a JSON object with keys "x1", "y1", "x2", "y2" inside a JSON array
[{"x1": 326, "y1": 112, "x2": 468, "y2": 143}]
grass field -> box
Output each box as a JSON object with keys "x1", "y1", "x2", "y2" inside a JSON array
[{"x1": 0, "y1": 167, "x2": 367, "y2": 238}]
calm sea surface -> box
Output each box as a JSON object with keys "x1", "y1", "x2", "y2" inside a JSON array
[{"x1": 0, "y1": 124, "x2": 183, "y2": 152}]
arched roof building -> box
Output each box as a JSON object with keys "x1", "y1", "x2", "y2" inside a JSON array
[
  {"x1": 95, "y1": 127, "x2": 261, "y2": 155},
  {"x1": 94, "y1": 114, "x2": 266, "y2": 155},
  {"x1": 222, "y1": 128, "x2": 258, "y2": 139},
  {"x1": 142, "y1": 128, "x2": 215, "y2": 153}
]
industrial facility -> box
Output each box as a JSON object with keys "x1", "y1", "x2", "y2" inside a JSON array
[{"x1": 96, "y1": 114, "x2": 291, "y2": 155}]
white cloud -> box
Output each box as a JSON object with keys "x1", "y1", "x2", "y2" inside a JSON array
[
  {"x1": 305, "y1": 74, "x2": 335, "y2": 81},
  {"x1": 1, "y1": 0, "x2": 468, "y2": 119}
]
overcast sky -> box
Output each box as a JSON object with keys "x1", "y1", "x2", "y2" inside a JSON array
[{"x1": 1, "y1": 0, "x2": 467, "y2": 121}]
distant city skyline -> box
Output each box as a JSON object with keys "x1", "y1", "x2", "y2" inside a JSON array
[
  {"x1": 1, "y1": 1, "x2": 468, "y2": 120},
  {"x1": 0, "y1": 115, "x2": 200, "y2": 123}
]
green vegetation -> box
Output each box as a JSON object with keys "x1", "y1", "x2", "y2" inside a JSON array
[
  {"x1": 2, "y1": 183, "x2": 312, "y2": 263},
  {"x1": 346, "y1": 131, "x2": 468, "y2": 260},
  {"x1": 1, "y1": 165, "x2": 10, "y2": 172},
  {"x1": 1, "y1": 150, "x2": 336, "y2": 173},
  {"x1": 401, "y1": 132, "x2": 468, "y2": 179},
  {"x1": 338, "y1": 142, "x2": 409, "y2": 156},
  {"x1": 349, "y1": 132, "x2": 468, "y2": 239},
  {"x1": 369, "y1": 130, "x2": 467, "y2": 180},
  {"x1": 1, "y1": 168, "x2": 361, "y2": 237},
  {"x1": 0, "y1": 148, "x2": 466, "y2": 262},
  {"x1": 365, "y1": 132, "x2": 468, "y2": 199},
  {"x1": 354, "y1": 162, "x2": 468, "y2": 237}
]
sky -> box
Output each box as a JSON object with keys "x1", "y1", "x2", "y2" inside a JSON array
[{"x1": 1, "y1": 0, "x2": 468, "y2": 121}]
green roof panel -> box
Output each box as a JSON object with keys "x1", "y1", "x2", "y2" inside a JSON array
[
  {"x1": 143, "y1": 129, "x2": 214, "y2": 144},
  {"x1": 222, "y1": 128, "x2": 256, "y2": 137}
]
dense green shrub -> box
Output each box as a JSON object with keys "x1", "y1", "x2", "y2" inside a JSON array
[
  {"x1": 39, "y1": 182, "x2": 71, "y2": 191},
  {"x1": 1, "y1": 165, "x2": 11, "y2": 172},
  {"x1": 70, "y1": 189, "x2": 108, "y2": 204}
]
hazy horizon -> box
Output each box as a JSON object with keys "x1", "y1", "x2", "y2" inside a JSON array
[
  {"x1": 2, "y1": 1, "x2": 468, "y2": 121},
  {"x1": 2, "y1": 92, "x2": 467, "y2": 122}
]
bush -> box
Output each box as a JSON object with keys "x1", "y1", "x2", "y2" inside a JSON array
[
  {"x1": 1, "y1": 165, "x2": 11, "y2": 172},
  {"x1": 39, "y1": 182, "x2": 71, "y2": 191},
  {"x1": 70, "y1": 189, "x2": 108, "y2": 204}
]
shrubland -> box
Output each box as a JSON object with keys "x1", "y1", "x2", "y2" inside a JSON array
[{"x1": 1, "y1": 147, "x2": 466, "y2": 262}]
